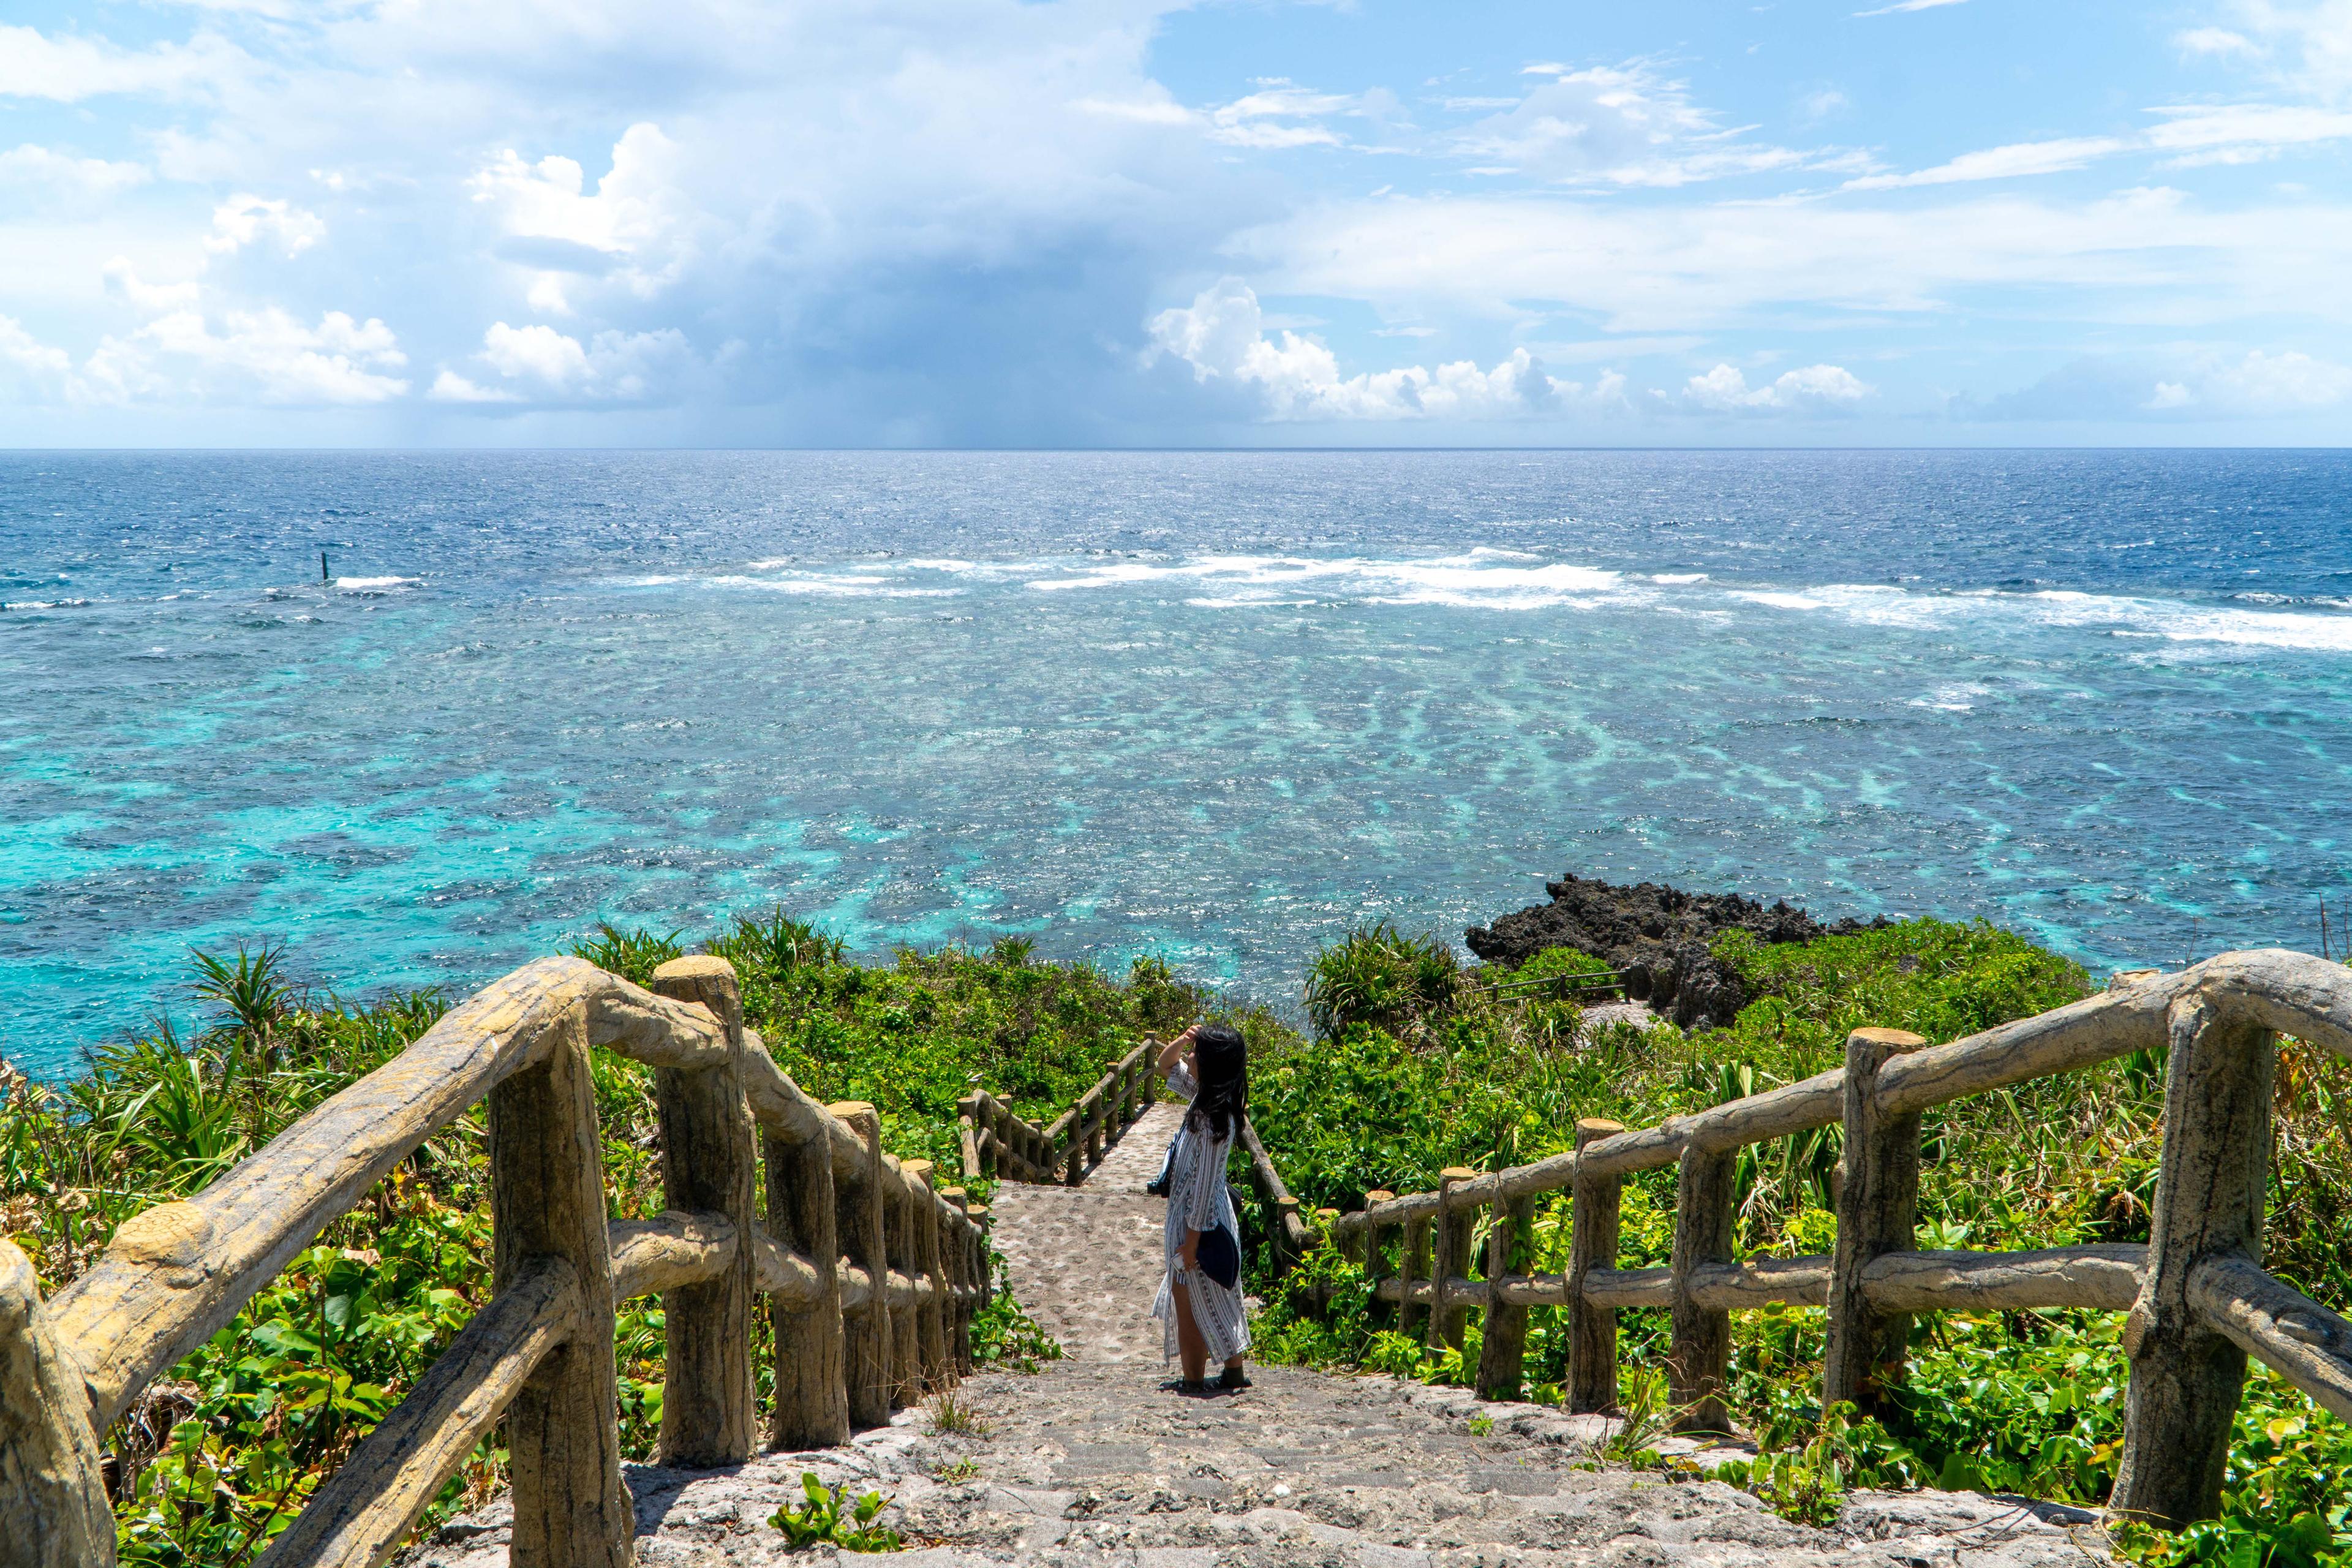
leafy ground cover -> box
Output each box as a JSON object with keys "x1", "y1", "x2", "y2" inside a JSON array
[
  {"x1": 1244, "y1": 919, "x2": 2352, "y2": 1568},
  {"x1": 0, "y1": 913, "x2": 1185, "y2": 1565}
]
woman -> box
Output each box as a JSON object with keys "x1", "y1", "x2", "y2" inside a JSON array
[{"x1": 1150, "y1": 1020, "x2": 1253, "y2": 1394}]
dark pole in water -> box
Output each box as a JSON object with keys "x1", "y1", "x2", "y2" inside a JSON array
[{"x1": 321, "y1": 549, "x2": 330, "y2": 584}]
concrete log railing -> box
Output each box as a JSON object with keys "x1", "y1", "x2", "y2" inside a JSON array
[
  {"x1": 956, "y1": 1039, "x2": 1156, "y2": 1188},
  {"x1": 1308, "y1": 949, "x2": 2352, "y2": 1532},
  {"x1": 0, "y1": 954, "x2": 993, "y2": 1568}
]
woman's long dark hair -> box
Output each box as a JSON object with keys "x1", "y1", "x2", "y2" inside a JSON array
[{"x1": 1187, "y1": 1022, "x2": 1248, "y2": 1143}]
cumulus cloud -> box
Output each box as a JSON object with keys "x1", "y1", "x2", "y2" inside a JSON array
[
  {"x1": 458, "y1": 321, "x2": 697, "y2": 402},
  {"x1": 205, "y1": 194, "x2": 327, "y2": 257},
  {"x1": 1678, "y1": 363, "x2": 1869, "y2": 412},
  {"x1": 468, "y1": 124, "x2": 708, "y2": 298},
  {"x1": 1146, "y1": 277, "x2": 1621, "y2": 420},
  {"x1": 126, "y1": 307, "x2": 409, "y2": 404}
]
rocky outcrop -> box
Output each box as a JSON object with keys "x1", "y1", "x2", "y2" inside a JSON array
[{"x1": 1464, "y1": 874, "x2": 1889, "y2": 1030}]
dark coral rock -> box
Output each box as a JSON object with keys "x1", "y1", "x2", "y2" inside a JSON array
[{"x1": 1464, "y1": 873, "x2": 1888, "y2": 1029}]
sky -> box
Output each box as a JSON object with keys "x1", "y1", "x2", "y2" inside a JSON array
[{"x1": 2, "y1": 0, "x2": 2351, "y2": 447}]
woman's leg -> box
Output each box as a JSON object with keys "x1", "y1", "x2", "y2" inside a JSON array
[{"x1": 1171, "y1": 1276, "x2": 1208, "y2": 1383}]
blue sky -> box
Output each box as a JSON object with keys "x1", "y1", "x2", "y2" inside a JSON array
[{"x1": 3, "y1": 0, "x2": 2350, "y2": 446}]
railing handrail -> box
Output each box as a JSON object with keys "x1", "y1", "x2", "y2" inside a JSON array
[
  {"x1": 1278, "y1": 947, "x2": 2352, "y2": 1534},
  {"x1": 957, "y1": 1037, "x2": 1158, "y2": 1188},
  {"x1": 0, "y1": 953, "x2": 993, "y2": 1568}
]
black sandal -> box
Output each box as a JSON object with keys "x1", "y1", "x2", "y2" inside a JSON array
[
  {"x1": 1218, "y1": 1366, "x2": 1251, "y2": 1392},
  {"x1": 1161, "y1": 1377, "x2": 1211, "y2": 1396}
]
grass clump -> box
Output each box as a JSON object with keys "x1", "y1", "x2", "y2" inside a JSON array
[{"x1": 769, "y1": 1472, "x2": 902, "y2": 1552}]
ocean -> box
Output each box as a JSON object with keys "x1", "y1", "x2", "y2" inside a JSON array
[{"x1": 4, "y1": 448, "x2": 2348, "y2": 1078}]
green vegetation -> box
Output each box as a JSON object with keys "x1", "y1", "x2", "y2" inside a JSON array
[
  {"x1": 0, "y1": 915, "x2": 1191, "y2": 1564},
  {"x1": 1246, "y1": 918, "x2": 2352, "y2": 1568},
  {"x1": 6, "y1": 904, "x2": 2345, "y2": 1567},
  {"x1": 767, "y1": 1472, "x2": 902, "y2": 1552}
]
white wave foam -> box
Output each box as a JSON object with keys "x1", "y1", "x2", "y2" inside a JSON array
[
  {"x1": 336, "y1": 575, "x2": 419, "y2": 589},
  {"x1": 1653, "y1": 573, "x2": 1708, "y2": 585},
  {"x1": 1735, "y1": 581, "x2": 2352, "y2": 654},
  {"x1": 709, "y1": 572, "x2": 961, "y2": 599},
  {"x1": 1028, "y1": 553, "x2": 1631, "y2": 611}
]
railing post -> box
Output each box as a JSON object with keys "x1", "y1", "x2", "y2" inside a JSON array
[
  {"x1": 1476, "y1": 1191, "x2": 1536, "y2": 1400},
  {"x1": 0, "y1": 1240, "x2": 114, "y2": 1568},
  {"x1": 765, "y1": 1114, "x2": 847, "y2": 1452},
  {"x1": 1824, "y1": 1027, "x2": 1930, "y2": 1425},
  {"x1": 1567, "y1": 1119, "x2": 1623, "y2": 1414},
  {"x1": 1401, "y1": 1212, "x2": 1432, "y2": 1340},
  {"x1": 1362, "y1": 1192, "x2": 1394, "y2": 1326},
  {"x1": 1276, "y1": 1196, "x2": 1303, "y2": 1277},
  {"x1": 649, "y1": 957, "x2": 756, "y2": 1467},
  {"x1": 940, "y1": 1189, "x2": 971, "y2": 1373},
  {"x1": 882, "y1": 1161, "x2": 918, "y2": 1407},
  {"x1": 1668, "y1": 1142, "x2": 1736, "y2": 1434},
  {"x1": 2113, "y1": 994, "x2": 2277, "y2": 1529},
  {"x1": 488, "y1": 1002, "x2": 631, "y2": 1567},
  {"x1": 956, "y1": 1095, "x2": 983, "y2": 1185},
  {"x1": 1431, "y1": 1169, "x2": 1476, "y2": 1350},
  {"x1": 1062, "y1": 1121, "x2": 1084, "y2": 1187},
  {"x1": 903, "y1": 1161, "x2": 950, "y2": 1392},
  {"x1": 831, "y1": 1101, "x2": 894, "y2": 1429}
]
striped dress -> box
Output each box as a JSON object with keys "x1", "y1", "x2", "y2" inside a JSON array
[{"x1": 1149, "y1": 1062, "x2": 1252, "y2": 1366}]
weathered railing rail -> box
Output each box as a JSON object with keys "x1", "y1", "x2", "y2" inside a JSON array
[
  {"x1": 956, "y1": 1039, "x2": 1156, "y2": 1188},
  {"x1": 0, "y1": 954, "x2": 991, "y2": 1568},
  {"x1": 1300, "y1": 949, "x2": 2352, "y2": 1532}
]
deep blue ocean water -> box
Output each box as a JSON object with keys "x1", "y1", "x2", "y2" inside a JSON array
[{"x1": 4, "y1": 449, "x2": 2349, "y2": 1077}]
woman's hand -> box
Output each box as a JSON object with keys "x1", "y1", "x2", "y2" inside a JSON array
[{"x1": 1180, "y1": 1227, "x2": 1201, "y2": 1272}]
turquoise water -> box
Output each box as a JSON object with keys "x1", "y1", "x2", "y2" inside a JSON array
[{"x1": 4, "y1": 450, "x2": 2349, "y2": 1076}]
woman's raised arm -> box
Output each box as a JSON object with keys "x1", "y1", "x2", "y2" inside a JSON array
[{"x1": 1155, "y1": 1022, "x2": 1201, "y2": 1076}]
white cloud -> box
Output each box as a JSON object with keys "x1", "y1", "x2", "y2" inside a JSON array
[
  {"x1": 102, "y1": 258, "x2": 203, "y2": 313},
  {"x1": 1843, "y1": 101, "x2": 2352, "y2": 190},
  {"x1": 1679, "y1": 362, "x2": 1869, "y2": 411},
  {"x1": 2147, "y1": 347, "x2": 2352, "y2": 412},
  {"x1": 1458, "y1": 61, "x2": 1866, "y2": 187},
  {"x1": 1241, "y1": 184, "x2": 2352, "y2": 336},
  {"x1": 468, "y1": 124, "x2": 706, "y2": 297},
  {"x1": 1146, "y1": 277, "x2": 1621, "y2": 420},
  {"x1": 1853, "y1": 0, "x2": 1966, "y2": 14},
  {"x1": 129, "y1": 307, "x2": 408, "y2": 403},
  {"x1": 469, "y1": 321, "x2": 695, "y2": 402},
  {"x1": 0, "y1": 315, "x2": 74, "y2": 396},
  {"x1": 2177, "y1": 26, "x2": 2261, "y2": 57},
  {"x1": 0, "y1": 144, "x2": 151, "y2": 201},
  {"x1": 428, "y1": 369, "x2": 520, "y2": 403},
  {"x1": 1844, "y1": 136, "x2": 2129, "y2": 190},
  {"x1": 205, "y1": 195, "x2": 326, "y2": 257},
  {"x1": 0, "y1": 23, "x2": 246, "y2": 103},
  {"x1": 1205, "y1": 82, "x2": 1359, "y2": 149},
  {"x1": 2202, "y1": 1, "x2": 2352, "y2": 102}
]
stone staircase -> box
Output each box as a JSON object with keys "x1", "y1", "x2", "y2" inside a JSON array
[{"x1": 404, "y1": 1099, "x2": 2109, "y2": 1567}]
